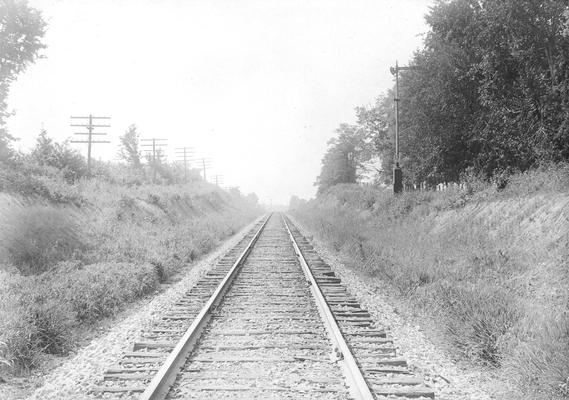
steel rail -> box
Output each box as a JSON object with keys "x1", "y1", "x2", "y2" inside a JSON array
[
  {"x1": 139, "y1": 213, "x2": 272, "y2": 400},
  {"x1": 282, "y1": 215, "x2": 376, "y2": 400}
]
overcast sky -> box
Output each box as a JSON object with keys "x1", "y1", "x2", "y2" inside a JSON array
[{"x1": 6, "y1": 0, "x2": 431, "y2": 204}]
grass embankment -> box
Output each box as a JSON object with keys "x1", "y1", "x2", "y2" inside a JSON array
[
  {"x1": 291, "y1": 165, "x2": 569, "y2": 400},
  {"x1": 0, "y1": 179, "x2": 261, "y2": 373}
]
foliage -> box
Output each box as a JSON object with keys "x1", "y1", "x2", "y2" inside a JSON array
[
  {"x1": 293, "y1": 169, "x2": 569, "y2": 399},
  {"x1": 288, "y1": 195, "x2": 307, "y2": 211},
  {"x1": 118, "y1": 124, "x2": 142, "y2": 169},
  {"x1": 245, "y1": 192, "x2": 259, "y2": 205},
  {"x1": 317, "y1": 0, "x2": 569, "y2": 188},
  {"x1": 29, "y1": 129, "x2": 87, "y2": 183},
  {"x1": 0, "y1": 0, "x2": 46, "y2": 159},
  {"x1": 315, "y1": 123, "x2": 371, "y2": 193},
  {"x1": 0, "y1": 262, "x2": 158, "y2": 370},
  {"x1": 0, "y1": 177, "x2": 262, "y2": 371},
  {"x1": 0, "y1": 206, "x2": 87, "y2": 275}
]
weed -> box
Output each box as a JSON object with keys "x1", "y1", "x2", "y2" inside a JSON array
[
  {"x1": 0, "y1": 178, "x2": 262, "y2": 373},
  {"x1": 292, "y1": 165, "x2": 569, "y2": 399},
  {"x1": 1, "y1": 206, "x2": 87, "y2": 275}
]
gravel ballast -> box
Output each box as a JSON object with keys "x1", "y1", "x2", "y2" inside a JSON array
[
  {"x1": 288, "y1": 214, "x2": 500, "y2": 400},
  {"x1": 20, "y1": 216, "x2": 263, "y2": 400}
]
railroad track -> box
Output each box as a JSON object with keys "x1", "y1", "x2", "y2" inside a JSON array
[{"x1": 94, "y1": 213, "x2": 434, "y2": 399}]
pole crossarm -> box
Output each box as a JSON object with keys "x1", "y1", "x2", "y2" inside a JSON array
[
  {"x1": 141, "y1": 138, "x2": 169, "y2": 183},
  {"x1": 70, "y1": 116, "x2": 110, "y2": 119},
  {"x1": 174, "y1": 147, "x2": 195, "y2": 182},
  {"x1": 71, "y1": 124, "x2": 111, "y2": 128},
  {"x1": 70, "y1": 114, "x2": 110, "y2": 175},
  {"x1": 71, "y1": 140, "x2": 110, "y2": 144}
]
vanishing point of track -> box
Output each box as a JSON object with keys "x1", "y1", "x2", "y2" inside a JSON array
[{"x1": 95, "y1": 213, "x2": 435, "y2": 399}]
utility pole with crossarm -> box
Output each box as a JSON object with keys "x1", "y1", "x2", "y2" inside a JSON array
[
  {"x1": 70, "y1": 114, "x2": 111, "y2": 175},
  {"x1": 175, "y1": 147, "x2": 194, "y2": 182},
  {"x1": 141, "y1": 138, "x2": 168, "y2": 183}
]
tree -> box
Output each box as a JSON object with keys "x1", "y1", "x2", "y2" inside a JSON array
[
  {"x1": 359, "y1": 0, "x2": 569, "y2": 186},
  {"x1": 118, "y1": 124, "x2": 142, "y2": 169},
  {"x1": 0, "y1": 0, "x2": 46, "y2": 160},
  {"x1": 30, "y1": 129, "x2": 87, "y2": 183},
  {"x1": 245, "y1": 192, "x2": 259, "y2": 205},
  {"x1": 315, "y1": 124, "x2": 367, "y2": 193},
  {"x1": 288, "y1": 195, "x2": 306, "y2": 211}
]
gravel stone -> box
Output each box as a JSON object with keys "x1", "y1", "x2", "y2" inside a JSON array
[
  {"x1": 289, "y1": 214, "x2": 498, "y2": 400},
  {"x1": 23, "y1": 217, "x2": 263, "y2": 400}
]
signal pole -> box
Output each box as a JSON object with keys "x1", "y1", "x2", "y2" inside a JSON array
[
  {"x1": 141, "y1": 138, "x2": 168, "y2": 183},
  {"x1": 390, "y1": 61, "x2": 421, "y2": 194},
  {"x1": 70, "y1": 114, "x2": 111, "y2": 175},
  {"x1": 175, "y1": 147, "x2": 194, "y2": 182}
]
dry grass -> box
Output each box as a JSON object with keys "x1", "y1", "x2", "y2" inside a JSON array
[
  {"x1": 0, "y1": 206, "x2": 87, "y2": 275},
  {"x1": 0, "y1": 179, "x2": 261, "y2": 372},
  {"x1": 293, "y1": 166, "x2": 569, "y2": 400}
]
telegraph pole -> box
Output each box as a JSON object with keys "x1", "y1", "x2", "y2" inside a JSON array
[
  {"x1": 213, "y1": 174, "x2": 224, "y2": 187},
  {"x1": 390, "y1": 61, "x2": 420, "y2": 194},
  {"x1": 70, "y1": 114, "x2": 110, "y2": 175},
  {"x1": 194, "y1": 157, "x2": 212, "y2": 182},
  {"x1": 175, "y1": 147, "x2": 194, "y2": 182},
  {"x1": 141, "y1": 138, "x2": 168, "y2": 183}
]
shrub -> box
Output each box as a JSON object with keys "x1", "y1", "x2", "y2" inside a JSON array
[
  {"x1": 1, "y1": 206, "x2": 87, "y2": 275},
  {"x1": 0, "y1": 341, "x2": 10, "y2": 370},
  {"x1": 2, "y1": 317, "x2": 42, "y2": 371},
  {"x1": 437, "y1": 282, "x2": 520, "y2": 365},
  {"x1": 0, "y1": 262, "x2": 160, "y2": 369},
  {"x1": 0, "y1": 275, "x2": 75, "y2": 370},
  {"x1": 58, "y1": 262, "x2": 160, "y2": 323}
]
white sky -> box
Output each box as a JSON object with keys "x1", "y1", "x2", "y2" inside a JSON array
[{"x1": 6, "y1": 0, "x2": 431, "y2": 204}]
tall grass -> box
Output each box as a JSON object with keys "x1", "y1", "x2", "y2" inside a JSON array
[
  {"x1": 292, "y1": 166, "x2": 569, "y2": 400},
  {"x1": 0, "y1": 262, "x2": 160, "y2": 370},
  {"x1": 0, "y1": 180, "x2": 261, "y2": 372},
  {"x1": 0, "y1": 206, "x2": 87, "y2": 275}
]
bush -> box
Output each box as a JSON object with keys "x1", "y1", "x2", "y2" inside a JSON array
[
  {"x1": 0, "y1": 262, "x2": 160, "y2": 370},
  {"x1": 0, "y1": 161, "x2": 86, "y2": 205},
  {"x1": 0, "y1": 275, "x2": 75, "y2": 370},
  {"x1": 1, "y1": 206, "x2": 88, "y2": 275},
  {"x1": 58, "y1": 262, "x2": 160, "y2": 323},
  {"x1": 0, "y1": 340, "x2": 11, "y2": 370},
  {"x1": 438, "y1": 283, "x2": 520, "y2": 366}
]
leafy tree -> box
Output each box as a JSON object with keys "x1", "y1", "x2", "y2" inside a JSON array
[
  {"x1": 245, "y1": 192, "x2": 259, "y2": 205},
  {"x1": 357, "y1": 0, "x2": 569, "y2": 187},
  {"x1": 228, "y1": 187, "x2": 242, "y2": 198},
  {"x1": 288, "y1": 195, "x2": 306, "y2": 211},
  {"x1": 315, "y1": 124, "x2": 368, "y2": 193},
  {"x1": 0, "y1": 0, "x2": 46, "y2": 160},
  {"x1": 118, "y1": 124, "x2": 142, "y2": 169},
  {"x1": 30, "y1": 129, "x2": 87, "y2": 183}
]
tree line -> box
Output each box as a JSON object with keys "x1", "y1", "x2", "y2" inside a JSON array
[{"x1": 317, "y1": 0, "x2": 569, "y2": 193}]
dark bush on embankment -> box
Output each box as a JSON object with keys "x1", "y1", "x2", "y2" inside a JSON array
[{"x1": 292, "y1": 166, "x2": 569, "y2": 400}]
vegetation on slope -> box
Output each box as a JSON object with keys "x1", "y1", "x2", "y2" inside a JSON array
[
  {"x1": 0, "y1": 128, "x2": 262, "y2": 374},
  {"x1": 292, "y1": 166, "x2": 569, "y2": 400},
  {"x1": 0, "y1": 1, "x2": 263, "y2": 376},
  {"x1": 0, "y1": 178, "x2": 261, "y2": 372}
]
